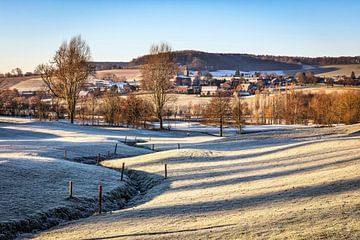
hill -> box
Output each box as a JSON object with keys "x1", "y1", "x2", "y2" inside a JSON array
[
  {"x1": 128, "y1": 50, "x2": 302, "y2": 71},
  {"x1": 79, "y1": 52, "x2": 360, "y2": 72},
  {"x1": 313, "y1": 64, "x2": 360, "y2": 77},
  {"x1": 91, "y1": 61, "x2": 129, "y2": 71}
]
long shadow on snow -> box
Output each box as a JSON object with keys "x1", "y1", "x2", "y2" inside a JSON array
[
  {"x1": 168, "y1": 145, "x2": 359, "y2": 175},
  {"x1": 0, "y1": 127, "x2": 59, "y2": 139},
  {"x1": 91, "y1": 177, "x2": 360, "y2": 221},
  {"x1": 130, "y1": 137, "x2": 359, "y2": 169},
  {"x1": 83, "y1": 224, "x2": 236, "y2": 240},
  {"x1": 170, "y1": 147, "x2": 360, "y2": 182},
  {"x1": 170, "y1": 157, "x2": 359, "y2": 192}
]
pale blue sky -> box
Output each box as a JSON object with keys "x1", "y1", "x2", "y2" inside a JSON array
[{"x1": 0, "y1": 0, "x2": 359, "y2": 72}]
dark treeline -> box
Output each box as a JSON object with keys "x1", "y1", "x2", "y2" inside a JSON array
[
  {"x1": 0, "y1": 89, "x2": 155, "y2": 128},
  {"x1": 256, "y1": 55, "x2": 360, "y2": 66}
]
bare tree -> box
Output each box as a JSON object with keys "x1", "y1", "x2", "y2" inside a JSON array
[
  {"x1": 102, "y1": 91, "x2": 123, "y2": 126},
  {"x1": 204, "y1": 92, "x2": 232, "y2": 137},
  {"x1": 232, "y1": 95, "x2": 249, "y2": 134},
  {"x1": 141, "y1": 43, "x2": 177, "y2": 129},
  {"x1": 11, "y1": 68, "x2": 23, "y2": 77},
  {"x1": 36, "y1": 35, "x2": 94, "y2": 123}
]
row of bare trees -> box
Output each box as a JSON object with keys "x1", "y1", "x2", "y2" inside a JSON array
[
  {"x1": 2, "y1": 87, "x2": 359, "y2": 134},
  {"x1": 0, "y1": 89, "x2": 65, "y2": 119},
  {"x1": 200, "y1": 89, "x2": 360, "y2": 136},
  {"x1": 203, "y1": 93, "x2": 250, "y2": 136},
  {"x1": 255, "y1": 89, "x2": 360, "y2": 126},
  {"x1": 101, "y1": 93, "x2": 154, "y2": 127}
]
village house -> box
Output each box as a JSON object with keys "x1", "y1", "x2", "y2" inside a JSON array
[
  {"x1": 201, "y1": 86, "x2": 218, "y2": 96},
  {"x1": 175, "y1": 75, "x2": 192, "y2": 86},
  {"x1": 174, "y1": 86, "x2": 189, "y2": 94}
]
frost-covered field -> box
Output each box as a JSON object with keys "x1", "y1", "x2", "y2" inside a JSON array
[
  {"x1": 0, "y1": 116, "x2": 222, "y2": 235},
  {"x1": 152, "y1": 121, "x2": 309, "y2": 135},
  {"x1": 32, "y1": 123, "x2": 360, "y2": 240}
]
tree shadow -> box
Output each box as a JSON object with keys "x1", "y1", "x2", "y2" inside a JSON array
[
  {"x1": 130, "y1": 137, "x2": 359, "y2": 169},
  {"x1": 0, "y1": 126, "x2": 59, "y2": 139},
  {"x1": 311, "y1": 66, "x2": 339, "y2": 75},
  {"x1": 170, "y1": 147, "x2": 359, "y2": 182},
  {"x1": 169, "y1": 145, "x2": 359, "y2": 175},
  {"x1": 170, "y1": 157, "x2": 359, "y2": 192},
  {"x1": 97, "y1": 177, "x2": 360, "y2": 221},
  {"x1": 83, "y1": 223, "x2": 236, "y2": 240}
]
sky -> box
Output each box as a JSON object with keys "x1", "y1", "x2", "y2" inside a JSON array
[{"x1": 0, "y1": 0, "x2": 360, "y2": 73}]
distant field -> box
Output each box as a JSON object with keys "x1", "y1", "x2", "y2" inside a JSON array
[
  {"x1": 9, "y1": 77, "x2": 45, "y2": 91},
  {"x1": 0, "y1": 69, "x2": 142, "y2": 91},
  {"x1": 0, "y1": 76, "x2": 38, "y2": 89},
  {"x1": 314, "y1": 64, "x2": 360, "y2": 77},
  {"x1": 96, "y1": 68, "x2": 142, "y2": 81}
]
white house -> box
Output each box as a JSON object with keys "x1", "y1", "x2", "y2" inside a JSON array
[{"x1": 201, "y1": 86, "x2": 218, "y2": 96}]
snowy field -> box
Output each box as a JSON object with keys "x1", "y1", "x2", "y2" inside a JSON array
[
  {"x1": 152, "y1": 120, "x2": 309, "y2": 135},
  {"x1": 31, "y1": 123, "x2": 360, "y2": 239}
]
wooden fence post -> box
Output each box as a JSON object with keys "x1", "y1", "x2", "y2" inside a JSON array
[
  {"x1": 164, "y1": 164, "x2": 168, "y2": 179},
  {"x1": 98, "y1": 185, "x2": 102, "y2": 214},
  {"x1": 114, "y1": 143, "x2": 118, "y2": 154},
  {"x1": 69, "y1": 179, "x2": 73, "y2": 198},
  {"x1": 121, "y1": 162, "x2": 125, "y2": 181}
]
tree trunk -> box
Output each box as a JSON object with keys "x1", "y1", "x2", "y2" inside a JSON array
[
  {"x1": 68, "y1": 98, "x2": 76, "y2": 124},
  {"x1": 159, "y1": 115, "x2": 163, "y2": 130},
  {"x1": 68, "y1": 103, "x2": 75, "y2": 124},
  {"x1": 70, "y1": 111, "x2": 74, "y2": 124},
  {"x1": 220, "y1": 118, "x2": 223, "y2": 137}
]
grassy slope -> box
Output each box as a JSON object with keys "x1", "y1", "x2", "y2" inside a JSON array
[
  {"x1": 314, "y1": 64, "x2": 360, "y2": 77},
  {"x1": 0, "y1": 76, "x2": 38, "y2": 89},
  {"x1": 95, "y1": 69, "x2": 142, "y2": 81},
  {"x1": 9, "y1": 77, "x2": 45, "y2": 91},
  {"x1": 33, "y1": 127, "x2": 360, "y2": 240}
]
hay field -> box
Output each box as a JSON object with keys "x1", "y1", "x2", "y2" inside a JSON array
[{"x1": 96, "y1": 69, "x2": 142, "y2": 81}]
